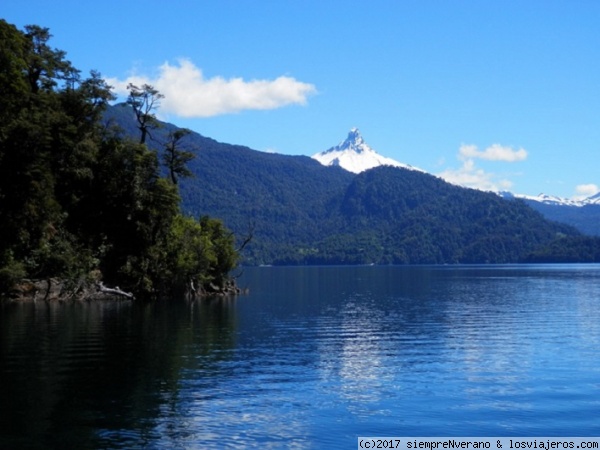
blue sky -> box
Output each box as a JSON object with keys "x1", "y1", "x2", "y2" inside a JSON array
[{"x1": 4, "y1": 0, "x2": 600, "y2": 198}]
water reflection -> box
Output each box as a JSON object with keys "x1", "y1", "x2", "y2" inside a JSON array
[
  {"x1": 316, "y1": 294, "x2": 394, "y2": 410},
  {"x1": 2, "y1": 265, "x2": 600, "y2": 448},
  {"x1": 0, "y1": 298, "x2": 240, "y2": 449}
]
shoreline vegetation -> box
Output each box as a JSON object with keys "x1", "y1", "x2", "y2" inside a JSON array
[{"x1": 0, "y1": 20, "x2": 242, "y2": 302}]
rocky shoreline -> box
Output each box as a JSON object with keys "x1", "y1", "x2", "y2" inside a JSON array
[
  {"x1": 5, "y1": 278, "x2": 130, "y2": 302},
  {"x1": 3, "y1": 277, "x2": 247, "y2": 302}
]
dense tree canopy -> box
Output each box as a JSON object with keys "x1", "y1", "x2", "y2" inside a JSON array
[
  {"x1": 0, "y1": 20, "x2": 238, "y2": 298},
  {"x1": 156, "y1": 125, "x2": 594, "y2": 266},
  {"x1": 98, "y1": 64, "x2": 600, "y2": 268}
]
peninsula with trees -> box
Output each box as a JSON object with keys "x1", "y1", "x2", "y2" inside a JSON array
[{"x1": 0, "y1": 20, "x2": 239, "y2": 301}]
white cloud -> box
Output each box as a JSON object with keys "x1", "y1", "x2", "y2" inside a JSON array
[
  {"x1": 573, "y1": 183, "x2": 599, "y2": 200},
  {"x1": 107, "y1": 59, "x2": 317, "y2": 117},
  {"x1": 459, "y1": 143, "x2": 528, "y2": 162},
  {"x1": 438, "y1": 159, "x2": 513, "y2": 192},
  {"x1": 437, "y1": 142, "x2": 527, "y2": 192}
]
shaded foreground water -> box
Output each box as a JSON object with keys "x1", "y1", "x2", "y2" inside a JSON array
[{"x1": 1, "y1": 265, "x2": 599, "y2": 448}]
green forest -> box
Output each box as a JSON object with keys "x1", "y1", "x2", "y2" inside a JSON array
[
  {"x1": 107, "y1": 103, "x2": 600, "y2": 267},
  {"x1": 0, "y1": 20, "x2": 238, "y2": 300}
]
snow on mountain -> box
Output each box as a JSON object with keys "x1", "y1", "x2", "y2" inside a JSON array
[
  {"x1": 587, "y1": 192, "x2": 600, "y2": 205},
  {"x1": 312, "y1": 128, "x2": 599, "y2": 209},
  {"x1": 512, "y1": 192, "x2": 600, "y2": 207},
  {"x1": 312, "y1": 128, "x2": 420, "y2": 174}
]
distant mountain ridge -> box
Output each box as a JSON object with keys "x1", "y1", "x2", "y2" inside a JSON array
[
  {"x1": 310, "y1": 126, "x2": 600, "y2": 237},
  {"x1": 103, "y1": 104, "x2": 600, "y2": 264},
  {"x1": 311, "y1": 129, "x2": 600, "y2": 236},
  {"x1": 514, "y1": 192, "x2": 600, "y2": 207},
  {"x1": 499, "y1": 192, "x2": 600, "y2": 236}
]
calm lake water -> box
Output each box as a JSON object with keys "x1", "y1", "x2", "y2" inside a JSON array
[{"x1": 1, "y1": 265, "x2": 599, "y2": 449}]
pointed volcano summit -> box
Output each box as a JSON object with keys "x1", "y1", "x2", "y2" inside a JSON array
[
  {"x1": 312, "y1": 128, "x2": 418, "y2": 174},
  {"x1": 333, "y1": 127, "x2": 370, "y2": 154}
]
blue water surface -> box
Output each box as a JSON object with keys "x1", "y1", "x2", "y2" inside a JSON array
[{"x1": 1, "y1": 265, "x2": 599, "y2": 449}]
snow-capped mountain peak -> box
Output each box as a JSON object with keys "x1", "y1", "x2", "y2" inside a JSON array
[
  {"x1": 335, "y1": 127, "x2": 369, "y2": 154},
  {"x1": 312, "y1": 128, "x2": 419, "y2": 174}
]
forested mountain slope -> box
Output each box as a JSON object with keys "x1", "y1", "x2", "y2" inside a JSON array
[{"x1": 105, "y1": 104, "x2": 599, "y2": 265}]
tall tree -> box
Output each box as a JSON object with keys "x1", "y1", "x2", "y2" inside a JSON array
[
  {"x1": 163, "y1": 128, "x2": 195, "y2": 185},
  {"x1": 23, "y1": 25, "x2": 79, "y2": 94},
  {"x1": 0, "y1": 21, "x2": 68, "y2": 270},
  {"x1": 126, "y1": 83, "x2": 163, "y2": 144},
  {"x1": 0, "y1": 20, "x2": 29, "y2": 122}
]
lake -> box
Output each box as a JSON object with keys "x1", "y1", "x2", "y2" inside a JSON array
[{"x1": 1, "y1": 265, "x2": 599, "y2": 449}]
